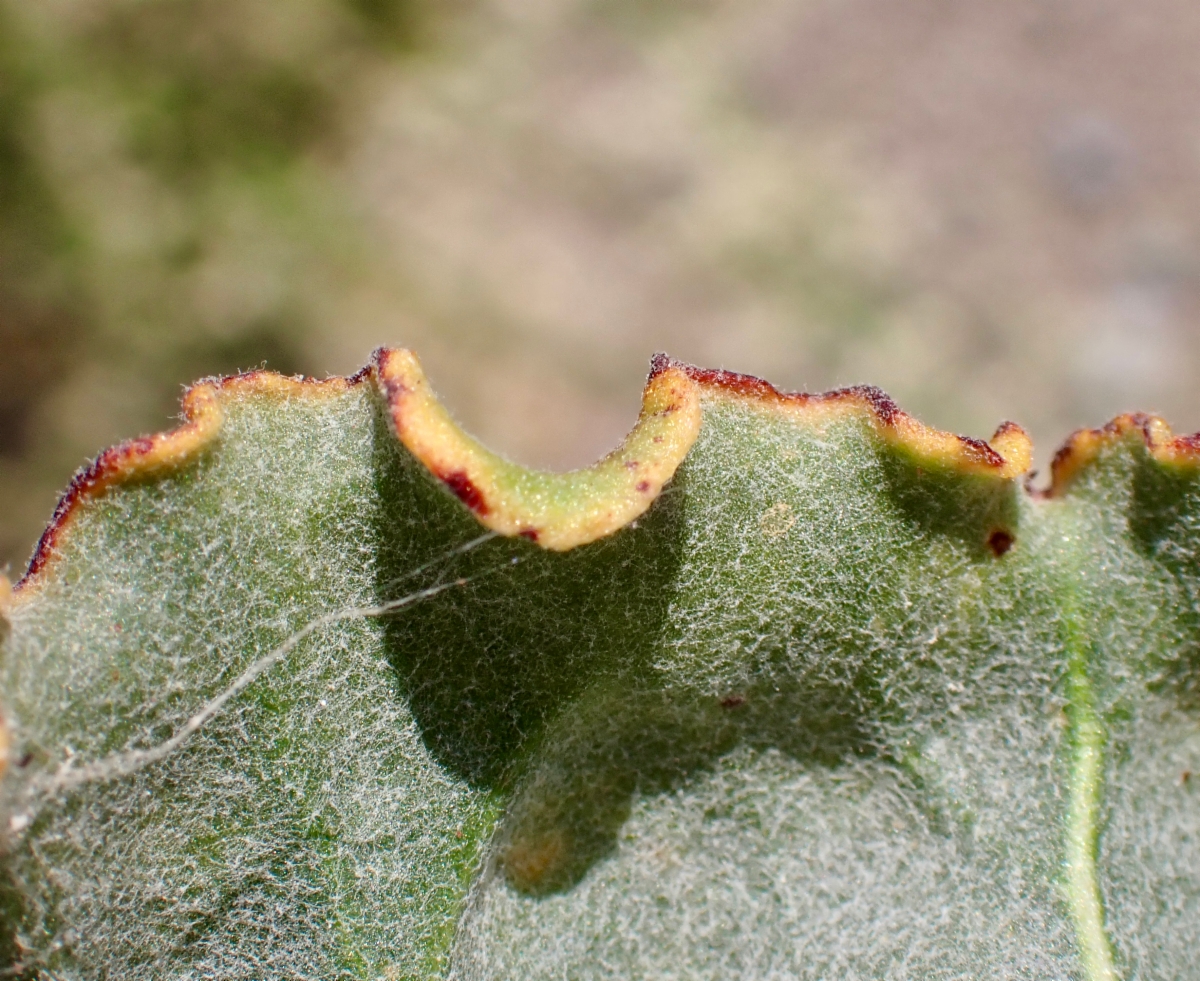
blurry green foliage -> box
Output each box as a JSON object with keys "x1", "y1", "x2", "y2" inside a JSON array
[
  {"x1": 0, "y1": 0, "x2": 439, "y2": 570},
  {"x1": 0, "y1": 6, "x2": 82, "y2": 458}
]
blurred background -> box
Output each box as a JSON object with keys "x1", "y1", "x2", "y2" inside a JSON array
[{"x1": 2, "y1": 0, "x2": 1199, "y2": 573}]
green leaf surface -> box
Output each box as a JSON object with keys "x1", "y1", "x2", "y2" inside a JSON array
[{"x1": 1, "y1": 351, "x2": 1198, "y2": 979}]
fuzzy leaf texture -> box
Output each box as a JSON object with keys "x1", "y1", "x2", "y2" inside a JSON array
[{"x1": 1, "y1": 348, "x2": 1198, "y2": 980}]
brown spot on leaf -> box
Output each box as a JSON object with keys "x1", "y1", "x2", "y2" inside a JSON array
[
  {"x1": 720, "y1": 694, "x2": 747, "y2": 709},
  {"x1": 518, "y1": 528, "x2": 540, "y2": 542},
  {"x1": 624, "y1": 460, "x2": 639, "y2": 470},
  {"x1": 636, "y1": 480, "x2": 651, "y2": 493},
  {"x1": 439, "y1": 470, "x2": 489, "y2": 515},
  {"x1": 503, "y1": 830, "x2": 567, "y2": 891},
  {"x1": 987, "y1": 529, "x2": 1015, "y2": 557}
]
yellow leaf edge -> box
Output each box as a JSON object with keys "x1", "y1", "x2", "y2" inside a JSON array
[{"x1": 25, "y1": 348, "x2": 1184, "y2": 619}]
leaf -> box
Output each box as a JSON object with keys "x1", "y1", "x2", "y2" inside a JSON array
[{"x1": 1, "y1": 350, "x2": 1198, "y2": 979}]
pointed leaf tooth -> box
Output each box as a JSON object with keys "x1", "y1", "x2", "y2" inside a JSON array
[{"x1": 1050, "y1": 412, "x2": 1200, "y2": 496}]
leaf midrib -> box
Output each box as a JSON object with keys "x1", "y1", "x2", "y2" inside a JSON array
[{"x1": 1059, "y1": 521, "x2": 1119, "y2": 981}]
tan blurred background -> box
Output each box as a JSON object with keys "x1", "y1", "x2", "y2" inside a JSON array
[{"x1": 2, "y1": 0, "x2": 1199, "y2": 573}]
